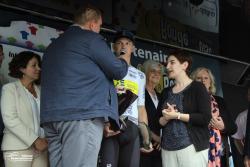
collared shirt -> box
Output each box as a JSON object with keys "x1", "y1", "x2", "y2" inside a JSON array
[{"x1": 23, "y1": 86, "x2": 44, "y2": 137}]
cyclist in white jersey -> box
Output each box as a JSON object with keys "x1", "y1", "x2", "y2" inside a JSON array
[
  {"x1": 114, "y1": 66, "x2": 146, "y2": 125},
  {"x1": 99, "y1": 30, "x2": 152, "y2": 167}
]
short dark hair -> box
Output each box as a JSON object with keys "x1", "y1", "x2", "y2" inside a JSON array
[
  {"x1": 74, "y1": 4, "x2": 102, "y2": 25},
  {"x1": 9, "y1": 51, "x2": 41, "y2": 80},
  {"x1": 168, "y1": 49, "x2": 193, "y2": 74}
]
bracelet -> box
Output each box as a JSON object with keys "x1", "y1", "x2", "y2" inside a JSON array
[{"x1": 177, "y1": 112, "x2": 181, "y2": 120}]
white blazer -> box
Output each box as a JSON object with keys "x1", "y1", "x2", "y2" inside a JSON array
[{"x1": 1, "y1": 80, "x2": 40, "y2": 151}]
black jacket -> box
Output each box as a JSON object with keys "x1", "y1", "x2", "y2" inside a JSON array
[
  {"x1": 214, "y1": 95, "x2": 237, "y2": 136},
  {"x1": 214, "y1": 95, "x2": 237, "y2": 167},
  {"x1": 142, "y1": 89, "x2": 162, "y2": 158},
  {"x1": 145, "y1": 89, "x2": 161, "y2": 136},
  {"x1": 158, "y1": 81, "x2": 211, "y2": 151}
]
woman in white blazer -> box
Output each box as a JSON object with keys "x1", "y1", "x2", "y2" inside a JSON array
[{"x1": 1, "y1": 51, "x2": 48, "y2": 167}]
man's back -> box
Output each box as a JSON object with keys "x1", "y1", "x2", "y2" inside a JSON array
[{"x1": 41, "y1": 26, "x2": 128, "y2": 124}]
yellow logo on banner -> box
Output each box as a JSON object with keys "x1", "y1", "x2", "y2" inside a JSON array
[{"x1": 114, "y1": 80, "x2": 139, "y2": 95}]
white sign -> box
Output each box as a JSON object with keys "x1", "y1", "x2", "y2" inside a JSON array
[{"x1": 162, "y1": 0, "x2": 219, "y2": 33}]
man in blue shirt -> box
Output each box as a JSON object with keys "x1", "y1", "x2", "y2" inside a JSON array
[{"x1": 41, "y1": 5, "x2": 128, "y2": 167}]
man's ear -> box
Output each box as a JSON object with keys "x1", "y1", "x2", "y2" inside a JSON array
[
  {"x1": 112, "y1": 43, "x2": 115, "y2": 50},
  {"x1": 89, "y1": 22, "x2": 94, "y2": 31},
  {"x1": 132, "y1": 45, "x2": 135, "y2": 53},
  {"x1": 88, "y1": 20, "x2": 96, "y2": 31},
  {"x1": 112, "y1": 43, "x2": 119, "y2": 56},
  {"x1": 112, "y1": 43, "x2": 117, "y2": 52}
]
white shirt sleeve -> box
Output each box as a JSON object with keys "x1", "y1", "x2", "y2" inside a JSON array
[{"x1": 231, "y1": 110, "x2": 248, "y2": 139}]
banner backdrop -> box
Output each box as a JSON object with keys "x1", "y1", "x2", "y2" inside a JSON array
[
  {"x1": 161, "y1": 0, "x2": 219, "y2": 33},
  {"x1": 113, "y1": 0, "x2": 219, "y2": 54},
  {"x1": 0, "y1": 21, "x2": 222, "y2": 96},
  {"x1": 0, "y1": 21, "x2": 62, "y2": 52}
]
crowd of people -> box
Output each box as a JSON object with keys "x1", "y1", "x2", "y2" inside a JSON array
[{"x1": 0, "y1": 4, "x2": 250, "y2": 167}]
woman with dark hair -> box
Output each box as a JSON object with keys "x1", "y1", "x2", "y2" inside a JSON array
[
  {"x1": 158, "y1": 50, "x2": 211, "y2": 167},
  {"x1": 1, "y1": 51, "x2": 48, "y2": 167},
  {"x1": 191, "y1": 67, "x2": 237, "y2": 167}
]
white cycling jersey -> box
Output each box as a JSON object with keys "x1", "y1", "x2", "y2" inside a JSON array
[{"x1": 114, "y1": 66, "x2": 146, "y2": 125}]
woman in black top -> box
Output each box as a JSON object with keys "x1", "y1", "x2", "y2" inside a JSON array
[
  {"x1": 191, "y1": 67, "x2": 237, "y2": 167},
  {"x1": 158, "y1": 50, "x2": 211, "y2": 167},
  {"x1": 140, "y1": 60, "x2": 162, "y2": 167}
]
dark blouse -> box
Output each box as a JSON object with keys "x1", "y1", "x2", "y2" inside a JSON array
[
  {"x1": 161, "y1": 89, "x2": 192, "y2": 150},
  {"x1": 158, "y1": 81, "x2": 212, "y2": 151}
]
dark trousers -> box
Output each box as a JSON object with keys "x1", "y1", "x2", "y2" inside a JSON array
[
  {"x1": 99, "y1": 134, "x2": 140, "y2": 167},
  {"x1": 140, "y1": 151, "x2": 162, "y2": 167}
]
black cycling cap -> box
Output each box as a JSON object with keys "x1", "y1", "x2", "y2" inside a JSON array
[{"x1": 113, "y1": 30, "x2": 135, "y2": 43}]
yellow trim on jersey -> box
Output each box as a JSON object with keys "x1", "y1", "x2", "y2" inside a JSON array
[{"x1": 114, "y1": 80, "x2": 139, "y2": 95}]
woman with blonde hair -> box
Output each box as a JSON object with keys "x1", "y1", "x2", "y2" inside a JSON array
[
  {"x1": 140, "y1": 59, "x2": 162, "y2": 167},
  {"x1": 191, "y1": 67, "x2": 237, "y2": 167}
]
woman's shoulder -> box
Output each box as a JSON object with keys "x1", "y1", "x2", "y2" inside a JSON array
[
  {"x1": 2, "y1": 81, "x2": 21, "y2": 91},
  {"x1": 2, "y1": 81, "x2": 17, "y2": 88},
  {"x1": 189, "y1": 80, "x2": 207, "y2": 91},
  {"x1": 182, "y1": 81, "x2": 202, "y2": 92},
  {"x1": 183, "y1": 81, "x2": 209, "y2": 98},
  {"x1": 190, "y1": 80, "x2": 203, "y2": 87},
  {"x1": 161, "y1": 86, "x2": 172, "y2": 94}
]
